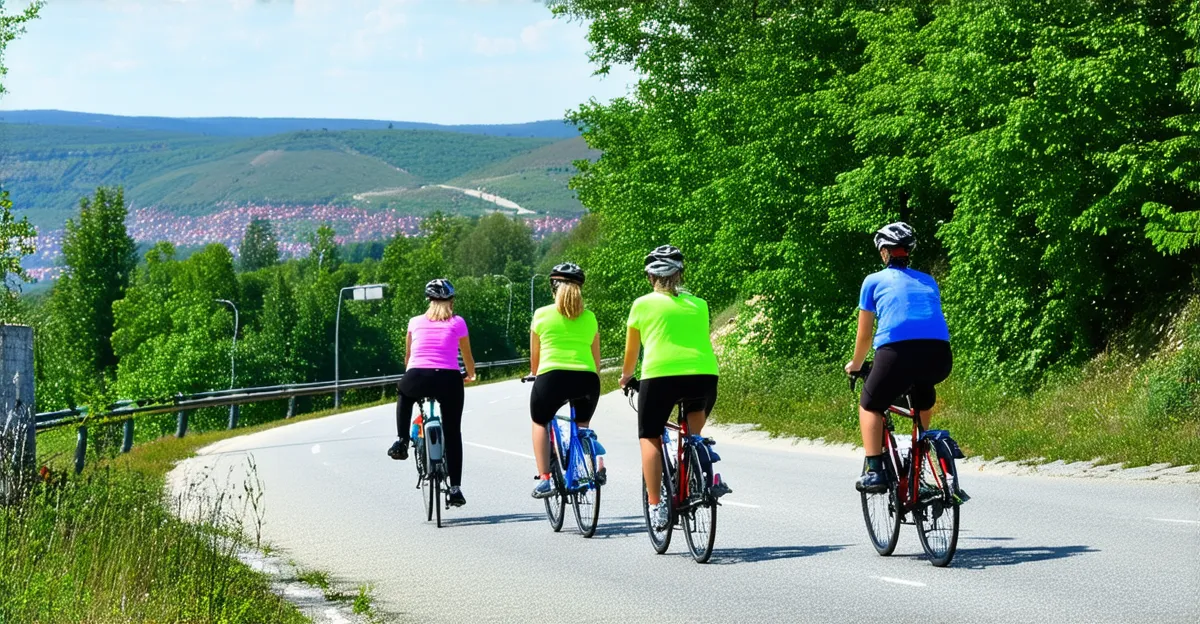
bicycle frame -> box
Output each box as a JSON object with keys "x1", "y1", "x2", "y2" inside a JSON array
[
  {"x1": 661, "y1": 404, "x2": 693, "y2": 511},
  {"x1": 880, "y1": 399, "x2": 931, "y2": 516},
  {"x1": 548, "y1": 405, "x2": 591, "y2": 492}
]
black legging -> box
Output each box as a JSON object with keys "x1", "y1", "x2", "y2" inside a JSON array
[{"x1": 397, "y1": 368, "x2": 465, "y2": 486}]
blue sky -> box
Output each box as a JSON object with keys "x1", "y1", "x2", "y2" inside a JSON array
[{"x1": 0, "y1": 0, "x2": 634, "y2": 124}]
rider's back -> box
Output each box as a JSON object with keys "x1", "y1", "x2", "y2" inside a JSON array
[
  {"x1": 627, "y1": 291, "x2": 718, "y2": 379},
  {"x1": 408, "y1": 314, "x2": 467, "y2": 369},
  {"x1": 532, "y1": 304, "x2": 597, "y2": 373},
  {"x1": 858, "y1": 267, "x2": 950, "y2": 349}
]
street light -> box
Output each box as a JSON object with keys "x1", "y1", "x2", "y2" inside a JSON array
[
  {"x1": 214, "y1": 299, "x2": 239, "y2": 429},
  {"x1": 491, "y1": 274, "x2": 513, "y2": 342},
  {"x1": 335, "y1": 283, "x2": 386, "y2": 407},
  {"x1": 529, "y1": 273, "x2": 543, "y2": 317}
]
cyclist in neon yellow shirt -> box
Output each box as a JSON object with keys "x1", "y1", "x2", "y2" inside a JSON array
[
  {"x1": 620, "y1": 246, "x2": 731, "y2": 530},
  {"x1": 528, "y1": 263, "x2": 605, "y2": 499}
]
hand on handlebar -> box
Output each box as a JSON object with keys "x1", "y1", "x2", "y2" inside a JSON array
[
  {"x1": 621, "y1": 375, "x2": 639, "y2": 395},
  {"x1": 521, "y1": 373, "x2": 536, "y2": 383}
]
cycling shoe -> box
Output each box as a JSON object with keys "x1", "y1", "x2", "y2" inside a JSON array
[{"x1": 855, "y1": 470, "x2": 887, "y2": 493}]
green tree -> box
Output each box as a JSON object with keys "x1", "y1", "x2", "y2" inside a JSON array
[
  {"x1": 239, "y1": 218, "x2": 280, "y2": 271},
  {"x1": 0, "y1": 189, "x2": 36, "y2": 323},
  {"x1": 453, "y1": 212, "x2": 535, "y2": 278},
  {"x1": 0, "y1": 1, "x2": 42, "y2": 100},
  {"x1": 307, "y1": 224, "x2": 341, "y2": 272}
]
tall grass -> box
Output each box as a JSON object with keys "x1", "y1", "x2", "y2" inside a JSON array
[{"x1": 713, "y1": 298, "x2": 1200, "y2": 468}]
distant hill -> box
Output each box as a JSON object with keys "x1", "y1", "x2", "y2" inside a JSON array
[
  {"x1": 0, "y1": 109, "x2": 580, "y2": 138},
  {"x1": 0, "y1": 122, "x2": 591, "y2": 230}
]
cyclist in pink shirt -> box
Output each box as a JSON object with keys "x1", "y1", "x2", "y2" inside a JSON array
[{"x1": 388, "y1": 279, "x2": 477, "y2": 507}]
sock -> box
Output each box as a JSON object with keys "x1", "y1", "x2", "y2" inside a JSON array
[
  {"x1": 540, "y1": 473, "x2": 551, "y2": 480},
  {"x1": 450, "y1": 486, "x2": 461, "y2": 494},
  {"x1": 865, "y1": 454, "x2": 884, "y2": 472}
]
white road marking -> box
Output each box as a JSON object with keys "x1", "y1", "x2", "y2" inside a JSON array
[
  {"x1": 464, "y1": 410, "x2": 474, "y2": 414},
  {"x1": 464, "y1": 441, "x2": 535, "y2": 459},
  {"x1": 340, "y1": 425, "x2": 356, "y2": 433},
  {"x1": 489, "y1": 400, "x2": 501, "y2": 404},
  {"x1": 361, "y1": 419, "x2": 372, "y2": 424},
  {"x1": 873, "y1": 576, "x2": 926, "y2": 587},
  {"x1": 1149, "y1": 517, "x2": 1200, "y2": 525},
  {"x1": 311, "y1": 444, "x2": 321, "y2": 454},
  {"x1": 503, "y1": 395, "x2": 512, "y2": 400},
  {"x1": 722, "y1": 501, "x2": 761, "y2": 509}
]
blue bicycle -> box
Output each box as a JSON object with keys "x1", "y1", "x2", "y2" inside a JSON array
[
  {"x1": 522, "y1": 375, "x2": 604, "y2": 537},
  {"x1": 411, "y1": 397, "x2": 449, "y2": 528}
]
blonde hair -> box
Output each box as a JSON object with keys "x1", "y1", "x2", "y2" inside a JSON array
[
  {"x1": 554, "y1": 280, "x2": 584, "y2": 320},
  {"x1": 425, "y1": 298, "x2": 454, "y2": 321},
  {"x1": 650, "y1": 272, "x2": 683, "y2": 297}
]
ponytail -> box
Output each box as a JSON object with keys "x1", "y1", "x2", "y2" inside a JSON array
[
  {"x1": 554, "y1": 280, "x2": 584, "y2": 320},
  {"x1": 650, "y1": 272, "x2": 683, "y2": 296}
]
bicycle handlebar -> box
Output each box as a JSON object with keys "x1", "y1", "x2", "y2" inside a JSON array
[
  {"x1": 622, "y1": 377, "x2": 640, "y2": 395},
  {"x1": 848, "y1": 361, "x2": 873, "y2": 392},
  {"x1": 521, "y1": 374, "x2": 536, "y2": 383}
]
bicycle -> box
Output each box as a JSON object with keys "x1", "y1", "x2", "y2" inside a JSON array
[
  {"x1": 622, "y1": 378, "x2": 721, "y2": 563},
  {"x1": 850, "y1": 361, "x2": 966, "y2": 567},
  {"x1": 411, "y1": 396, "x2": 450, "y2": 528},
  {"x1": 521, "y1": 375, "x2": 604, "y2": 537}
]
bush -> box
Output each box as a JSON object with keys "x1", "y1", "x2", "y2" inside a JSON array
[{"x1": 1146, "y1": 297, "x2": 1200, "y2": 425}]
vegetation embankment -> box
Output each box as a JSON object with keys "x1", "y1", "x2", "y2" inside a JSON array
[
  {"x1": 546, "y1": 0, "x2": 1200, "y2": 467},
  {"x1": 0, "y1": 399, "x2": 389, "y2": 624}
]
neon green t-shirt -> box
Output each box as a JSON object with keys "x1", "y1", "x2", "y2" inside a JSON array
[
  {"x1": 531, "y1": 305, "x2": 598, "y2": 373},
  {"x1": 626, "y1": 291, "x2": 719, "y2": 379}
]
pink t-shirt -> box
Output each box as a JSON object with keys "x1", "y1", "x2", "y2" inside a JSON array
[{"x1": 407, "y1": 314, "x2": 468, "y2": 370}]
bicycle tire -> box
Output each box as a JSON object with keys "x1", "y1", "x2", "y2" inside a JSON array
[
  {"x1": 915, "y1": 441, "x2": 960, "y2": 567},
  {"x1": 544, "y1": 448, "x2": 567, "y2": 532},
  {"x1": 682, "y1": 445, "x2": 717, "y2": 563},
  {"x1": 571, "y1": 438, "x2": 601, "y2": 538},
  {"x1": 860, "y1": 454, "x2": 901, "y2": 556},
  {"x1": 434, "y1": 472, "x2": 443, "y2": 528},
  {"x1": 643, "y1": 450, "x2": 674, "y2": 554},
  {"x1": 418, "y1": 439, "x2": 433, "y2": 523}
]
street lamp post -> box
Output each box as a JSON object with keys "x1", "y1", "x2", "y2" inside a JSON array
[
  {"x1": 529, "y1": 273, "x2": 543, "y2": 317},
  {"x1": 214, "y1": 299, "x2": 239, "y2": 429},
  {"x1": 335, "y1": 283, "x2": 386, "y2": 408},
  {"x1": 491, "y1": 274, "x2": 513, "y2": 341}
]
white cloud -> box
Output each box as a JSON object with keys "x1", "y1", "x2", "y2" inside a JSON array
[
  {"x1": 474, "y1": 35, "x2": 518, "y2": 56},
  {"x1": 519, "y1": 18, "x2": 555, "y2": 51}
]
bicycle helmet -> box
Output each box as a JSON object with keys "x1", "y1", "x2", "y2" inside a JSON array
[
  {"x1": 549, "y1": 262, "x2": 585, "y2": 285},
  {"x1": 873, "y1": 222, "x2": 917, "y2": 252},
  {"x1": 644, "y1": 245, "x2": 684, "y2": 277},
  {"x1": 424, "y1": 278, "x2": 455, "y2": 300}
]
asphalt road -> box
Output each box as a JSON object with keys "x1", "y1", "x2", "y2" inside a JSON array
[{"x1": 170, "y1": 379, "x2": 1200, "y2": 623}]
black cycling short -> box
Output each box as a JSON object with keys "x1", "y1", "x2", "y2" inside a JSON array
[
  {"x1": 860, "y1": 339, "x2": 953, "y2": 413},
  {"x1": 397, "y1": 368, "x2": 465, "y2": 486},
  {"x1": 637, "y1": 374, "x2": 718, "y2": 439},
  {"x1": 529, "y1": 369, "x2": 601, "y2": 425}
]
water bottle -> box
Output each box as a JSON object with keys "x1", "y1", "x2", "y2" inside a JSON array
[
  {"x1": 410, "y1": 413, "x2": 423, "y2": 442},
  {"x1": 425, "y1": 419, "x2": 444, "y2": 463},
  {"x1": 893, "y1": 433, "x2": 911, "y2": 474}
]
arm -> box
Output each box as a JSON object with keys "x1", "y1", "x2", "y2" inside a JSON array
[
  {"x1": 530, "y1": 331, "x2": 541, "y2": 376},
  {"x1": 591, "y1": 332, "x2": 601, "y2": 373},
  {"x1": 845, "y1": 310, "x2": 875, "y2": 374},
  {"x1": 619, "y1": 327, "x2": 640, "y2": 387},
  {"x1": 405, "y1": 331, "x2": 412, "y2": 369},
  {"x1": 459, "y1": 336, "x2": 477, "y2": 382}
]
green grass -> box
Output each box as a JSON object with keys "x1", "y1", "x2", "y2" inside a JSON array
[{"x1": 713, "y1": 298, "x2": 1200, "y2": 469}]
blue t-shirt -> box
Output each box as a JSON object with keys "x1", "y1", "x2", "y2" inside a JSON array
[{"x1": 858, "y1": 267, "x2": 951, "y2": 349}]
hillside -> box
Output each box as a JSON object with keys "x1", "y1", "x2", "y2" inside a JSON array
[
  {"x1": 0, "y1": 123, "x2": 588, "y2": 229},
  {"x1": 0, "y1": 109, "x2": 580, "y2": 138}
]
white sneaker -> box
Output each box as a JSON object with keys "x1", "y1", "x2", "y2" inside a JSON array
[{"x1": 651, "y1": 501, "x2": 671, "y2": 531}]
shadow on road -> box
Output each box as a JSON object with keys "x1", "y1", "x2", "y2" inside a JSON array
[
  {"x1": 944, "y1": 544, "x2": 1098, "y2": 569},
  {"x1": 590, "y1": 516, "x2": 646, "y2": 539},
  {"x1": 709, "y1": 544, "x2": 849, "y2": 565},
  {"x1": 442, "y1": 513, "x2": 545, "y2": 528}
]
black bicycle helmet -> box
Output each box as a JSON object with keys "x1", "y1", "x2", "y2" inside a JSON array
[
  {"x1": 873, "y1": 222, "x2": 917, "y2": 252},
  {"x1": 424, "y1": 278, "x2": 455, "y2": 300},
  {"x1": 644, "y1": 245, "x2": 684, "y2": 277},
  {"x1": 549, "y1": 262, "x2": 585, "y2": 285}
]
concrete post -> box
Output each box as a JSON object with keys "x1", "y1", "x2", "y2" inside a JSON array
[
  {"x1": 286, "y1": 396, "x2": 296, "y2": 419},
  {"x1": 1, "y1": 325, "x2": 35, "y2": 498},
  {"x1": 121, "y1": 418, "x2": 134, "y2": 453},
  {"x1": 227, "y1": 404, "x2": 240, "y2": 430},
  {"x1": 74, "y1": 425, "x2": 87, "y2": 474},
  {"x1": 175, "y1": 410, "x2": 188, "y2": 438}
]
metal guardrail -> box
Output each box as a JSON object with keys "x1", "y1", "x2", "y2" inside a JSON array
[{"x1": 34, "y1": 358, "x2": 532, "y2": 474}]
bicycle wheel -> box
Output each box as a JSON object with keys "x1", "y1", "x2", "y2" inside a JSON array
[
  {"x1": 434, "y1": 471, "x2": 443, "y2": 528},
  {"x1": 418, "y1": 440, "x2": 433, "y2": 523},
  {"x1": 860, "y1": 455, "x2": 901, "y2": 556},
  {"x1": 915, "y1": 442, "x2": 960, "y2": 567},
  {"x1": 570, "y1": 438, "x2": 601, "y2": 538},
  {"x1": 642, "y1": 452, "x2": 675, "y2": 554},
  {"x1": 544, "y1": 450, "x2": 567, "y2": 532},
  {"x1": 682, "y1": 445, "x2": 717, "y2": 563}
]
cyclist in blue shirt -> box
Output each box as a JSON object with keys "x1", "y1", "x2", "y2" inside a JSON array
[{"x1": 845, "y1": 222, "x2": 952, "y2": 493}]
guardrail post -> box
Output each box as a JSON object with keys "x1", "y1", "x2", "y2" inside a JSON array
[
  {"x1": 175, "y1": 410, "x2": 188, "y2": 438},
  {"x1": 1, "y1": 325, "x2": 35, "y2": 501},
  {"x1": 286, "y1": 396, "x2": 296, "y2": 419},
  {"x1": 227, "y1": 404, "x2": 239, "y2": 430},
  {"x1": 121, "y1": 418, "x2": 134, "y2": 453},
  {"x1": 74, "y1": 425, "x2": 87, "y2": 474}
]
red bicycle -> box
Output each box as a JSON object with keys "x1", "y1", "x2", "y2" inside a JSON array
[
  {"x1": 851, "y1": 362, "x2": 965, "y2": 567},
  {"x1": 623, "y1": 379, "x2": 720, "y2": 563}
]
